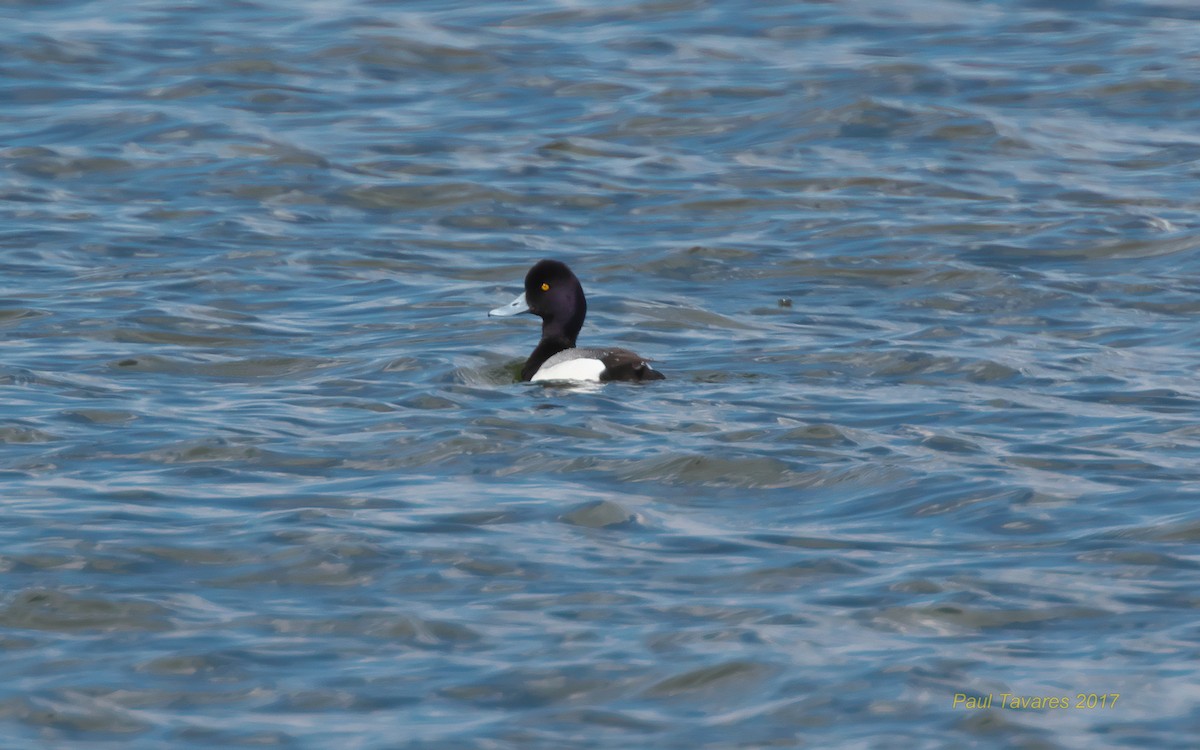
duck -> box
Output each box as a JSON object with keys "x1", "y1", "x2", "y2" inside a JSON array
[{"x1": 489, "y1": 259, "x2": 665, "y2": 383}]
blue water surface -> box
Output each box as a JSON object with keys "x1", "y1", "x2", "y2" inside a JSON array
[{"x1": 2, "y1": 0, "x2": 1200, "y2": 747}]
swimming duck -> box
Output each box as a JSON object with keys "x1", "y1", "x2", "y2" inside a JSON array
[{"x1": 489, "y1": 259, "x2": 665, "y2": 383}]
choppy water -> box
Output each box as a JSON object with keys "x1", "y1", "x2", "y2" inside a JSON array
[{"x1": 3, "y1": 1, "x2": 1200, "y2": 747}]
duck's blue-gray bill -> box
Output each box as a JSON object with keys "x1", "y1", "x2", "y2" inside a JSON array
[{"x1": 489, "y1": 292, "x2": 529, "y2": 317}]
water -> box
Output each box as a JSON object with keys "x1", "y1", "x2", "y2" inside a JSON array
[{"x1": 3, "y1": 0, "x2": 1199, "y2": 747}]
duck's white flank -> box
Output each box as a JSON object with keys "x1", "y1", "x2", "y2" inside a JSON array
[{"x1": 530, "y1": 356, "x2": 607, "y2": 382}]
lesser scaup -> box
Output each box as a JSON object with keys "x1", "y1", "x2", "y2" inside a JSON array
[{"x1": 489, "y1": 259, "x2": 665, "y2": 383}]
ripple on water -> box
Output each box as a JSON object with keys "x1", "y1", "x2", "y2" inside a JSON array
[{"x1": 0, "y1": 589, "x2": 173, "y2": 633}]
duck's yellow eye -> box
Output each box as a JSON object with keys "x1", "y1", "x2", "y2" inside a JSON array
[{"x1": 540, "y1": 282, "x2": 550, "y2": 291}]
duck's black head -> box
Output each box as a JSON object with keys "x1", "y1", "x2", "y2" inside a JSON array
[
  {"x1": 490, "y1": 259, "x2": 587, "y2": 345},
  {"x1": 523, "y1": 259, "x2": 586, "y2": 343}
]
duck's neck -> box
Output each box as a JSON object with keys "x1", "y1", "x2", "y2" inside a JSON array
[
  {"x1": 520, "y1": 287, "x2": 585, "y2": 381},
  {"x1": 521, "y1": 329, "x2": 576, "y2": 382}
]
